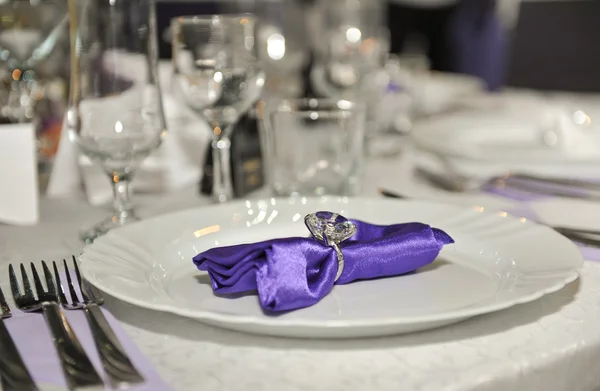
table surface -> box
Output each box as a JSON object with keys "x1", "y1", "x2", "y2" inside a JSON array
[{"x1": 2, "y1": 148, "x2": 600, "y2": 391}]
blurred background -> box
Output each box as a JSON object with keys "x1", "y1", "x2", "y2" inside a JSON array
[
  {"x1": 1, "y1": 0, "x2": 599, "y2": 201},
  {"x1": 152, "y1": 0, "x2": 600, "y2": 91}
]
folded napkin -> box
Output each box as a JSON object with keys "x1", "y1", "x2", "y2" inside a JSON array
[
  {"x1": 194, "y1": 220, "x2": 453, "y2": 312},
  {"x1": 413, "y1": 97, "x2": 600, "y2": 184},
  {"x1": 539, "y1": 104, "x2": 600, "y2": 157},
  {"x1": 0, "y1": 123, "x2": 39, "y2": 225}
]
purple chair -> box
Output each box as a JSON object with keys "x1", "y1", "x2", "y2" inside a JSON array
[{"x1": 446, "y1": 0, "x2": 506, "y2": 91}]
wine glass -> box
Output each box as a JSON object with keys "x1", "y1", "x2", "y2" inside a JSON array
[
  {"x1": 311, "y1": 0, "x2": 384, "y2": 62},
  {"x1": 309, "y1": 0, "x2": 388, "y2": 99},
  {"x1": 254, "y1": 0, "x2": 310, "y2": 98},
  {"x1": 171, "y1": 15, "x2": 264, "y2": 203},
  {"x1": 310, "y1": 23, "x2": 389, "y2": 99},
  {"x1": 66, "y1": 0, "x2": 166, "y2": 243}
]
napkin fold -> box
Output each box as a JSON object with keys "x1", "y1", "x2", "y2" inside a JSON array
[{"x1": 194, "y1": 220, "x2": 454, "y2": 312}]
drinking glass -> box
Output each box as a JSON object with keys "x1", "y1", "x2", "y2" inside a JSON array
[
  {"x1": 361, "y1": 57, "x2": 415, "y2": 157},
  {"x1": 310, "y1": 0, "x2": 388, "y2": 101},
  {"x1": 311, "y1": 0, "x2": 384, "y2": 61},
  {"x1": 171, "y1": 15, "x2": 264, "y2": 202},
  {"x1": 311, "y1": 27, "x2": 390, "y2": 99},
  {"x1": 254, "y1": 0, "x2": 310, "y2": 98},
  {"x1": 66, "y1": 0, "x2": 166, "y2": 243},
  {"x1": 261, "y1": 98, "x2": 366, "y2": 196}
]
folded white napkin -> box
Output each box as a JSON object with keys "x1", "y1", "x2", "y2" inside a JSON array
[
  {"x1": 463, "y1": 101, "x2": 600, "y2": 158},
  {"x1": 0, "y1": 123, "x2": 39, "y2": 225},
  {"x1": 413, "y1": 95, "x2": 600, "y2": 175},
  {"x1": 539, "y1": 104, "x2": 600, "y2": 157},
  {"x1": 411, "y1": 71, "x2": 486, "y2": 116},
  {"x1": 47, "y1": 60, "x2": 209, "y2": 206}
]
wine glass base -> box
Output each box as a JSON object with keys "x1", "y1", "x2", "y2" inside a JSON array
[{"x1": 79, "y1": 213, "x2": 140, "y2": 244}]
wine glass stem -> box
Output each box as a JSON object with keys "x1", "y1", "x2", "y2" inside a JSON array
[
  {"x1": 111, "y1": 172, "x2": 137, "y2": 223},
  {"x1": 211, "y1": 130, "x2": 234, "y2": 203}
]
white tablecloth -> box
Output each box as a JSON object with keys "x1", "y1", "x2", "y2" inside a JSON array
[{"x1": 2, "y1": 149, "x2": 600, "y2": 391}]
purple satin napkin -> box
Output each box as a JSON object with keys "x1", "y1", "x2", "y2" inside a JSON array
[{"x1": 193, "y1": 220, "x2": 454, "y2": 312}]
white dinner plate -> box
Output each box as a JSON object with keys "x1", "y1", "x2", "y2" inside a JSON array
[
  {"x1": 79, "y1": 197, "x2": 582, "y2": 338},
  {"x1": 411, "y1": 105, "x2": 600, "y2": 178}
]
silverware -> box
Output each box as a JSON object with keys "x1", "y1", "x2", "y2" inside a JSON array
[
  {"x1": 552, "y1": 227, "x2": 600, "y2": 247},
  {"x1": 0, "y1": 286, "x2": 37, "y2": 391},
  {"x1": 415, "y1": 166, "x2": 600, "y2": 200},
  {"x1": 9, "y1": 262, "x2": 103, "y2": 390},
  {"x1": 500, "y1": 172, "x2": 600, "y2": 191},
  {"x1": 379, "y1": 188, "x2": 600, "y2": 247},
  {"x1": 54, "y1": 257, "x2": 144, "y2": 389}
]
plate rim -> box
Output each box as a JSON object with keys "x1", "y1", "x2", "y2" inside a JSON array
[{"x1": 80, "y1": 197, "x2": 583, "y2": 329}]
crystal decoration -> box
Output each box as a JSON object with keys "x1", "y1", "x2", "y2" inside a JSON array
[{"x1": 304, "y1": 211, "x2": 357, "y2": 245}]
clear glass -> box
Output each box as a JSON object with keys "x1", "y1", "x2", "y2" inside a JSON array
[
  {"x1": 310, "y1": 0, "x2": 388, "y2": 100},
  {"x1": 362, "y1": 56, "x2": 415, "y2": 157},
  {"x1": 261, "y1": 98, "x2": 366, "y2": 196},
  {"x1": 310, "y1": 26, "x2": 392, "y2": 157},
  {"x1": 171, "y1": 15, "x2": 264, "y2": 203},
  {"x1": 312, "y1": 0, "x2": 384, "y2": 61},
  {"x1": 310, "y1": 27, "x2": 390, "y2": 99},
  {"x1": 254, "y1": 0, "x2": 310, "y2": 98},
  {"x1": 0, "y1": 0, "x2": 69, "y2": 122},
  {"x1": 66, "y1": 0, "x2": 166, "y2": 243}
]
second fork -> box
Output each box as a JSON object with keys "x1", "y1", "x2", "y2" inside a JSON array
[{"x1": 54, "y1": 257, "x2": 145, "y2": 389}]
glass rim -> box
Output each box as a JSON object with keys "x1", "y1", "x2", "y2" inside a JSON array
[
  {"x1": 170, "y1": 13, "x2": 256, "y2": 25},
  {"x1": 265, "y1": 98, "x2": 366, "y2": 114}
]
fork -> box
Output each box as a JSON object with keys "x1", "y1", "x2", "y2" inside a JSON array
[
  {"x1": 54, "y1": 257, "x2": 145, "y2": 389},
  {"x1": 0, "y1": 285, "x2": 37, "y2": 391},
  {"x1": 416, "y1": 164, "x2": 600, "y2": 199},
  {"x1": 9, "y1": 262, "x2": 103, "y2": 390}
]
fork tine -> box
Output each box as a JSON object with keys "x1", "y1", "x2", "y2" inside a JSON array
[
  {"x1": 42, "y1": 261, "x2": 56, "y2": 295},
  {"x1": 30, "y1": 262, "x2": 45, "y2": 297},
  {"x1": 72, "y1": 256, "x2": 90, "y2": 302},
  {"x1": 8, "y1": 264, "x2": 20, "y2": 299},
  {"x1": 0, "y1": 286, "x2": 9, "y2": 315},
  {"x1": 63, "y1": 258, "x2": 80, "y2": 304},
  {"x1": 19, "y1": 264, "x2": 34, "y2": 299},
  {"x1": 51, "y1": 261, "x2": 68, "y2": 305}
]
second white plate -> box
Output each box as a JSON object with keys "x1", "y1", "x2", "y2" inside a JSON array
[{"x1": 79, "y1": 197, "x2": 582, "y2": 338}]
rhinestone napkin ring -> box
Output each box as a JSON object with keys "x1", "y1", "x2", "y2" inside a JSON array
[{"x1": 305, "y1": 211, "x2": 357, "y2": 281}]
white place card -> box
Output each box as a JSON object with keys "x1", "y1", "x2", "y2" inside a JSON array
[{"x1": 0, "y1": 123, "x2": 38, "y2": 225}]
